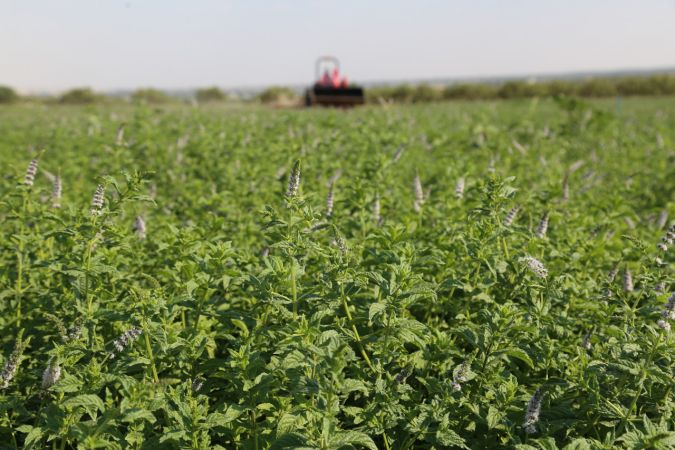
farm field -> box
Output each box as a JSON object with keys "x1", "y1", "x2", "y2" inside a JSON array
[{"x1": 0, "y1": 97, "x2": 673, "y2": 449}]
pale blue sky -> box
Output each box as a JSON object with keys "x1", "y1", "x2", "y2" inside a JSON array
[{"x1": 2, "y1": 0, "x2": 674, "y2": 92}]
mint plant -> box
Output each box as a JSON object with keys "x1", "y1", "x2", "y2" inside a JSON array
[{"x1": 0, "y1": 98, "x2": 672, "y2": 448}]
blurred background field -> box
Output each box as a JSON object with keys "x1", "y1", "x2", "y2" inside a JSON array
[{"x1": 2, "y1": 73, "x2": 675, "y2": 107}]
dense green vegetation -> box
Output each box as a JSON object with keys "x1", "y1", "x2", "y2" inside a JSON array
[
  {"x1": 0, "y1": 86, "x2": 19, "y2": 104},
  {"x1": 196, "y1": 87, "x2": 228, "y2": 103},
  {"x1": 366, "y1": 74, "x2": 675, "y2": 104},
  {"x1": 257, "y1": 86, "x2": 298, "y2": 104},
  {"x1": 131, "y1": 88, "x2": 173, "y2": 104},
  {"x1": 0, "y1": 97, "x2": 673, "y2": 449},
  {"x1": 5, "y1": 73, "x2": 674, "y2": 106},
  {"x1": 58, "y1": 88, "x2": 106, "y2": 105}
]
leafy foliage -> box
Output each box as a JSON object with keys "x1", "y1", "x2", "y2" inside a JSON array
[
  {"x1": 0, "y1": 85, "x2": 19, "y2": 104},
  {"x1": 195, "y1": 87, "x2": 228, "y2": 103},
  {"x1": 0, "y1": 98, "x2": 672, "y2": 449},
  {"x1": 58, "y1": 88, "x2": 105, "y2": 104},
  {"x1": 258, "y1": 86, "x2": 297, "y2": 104},
  {"x1": 131, "y1": 88, "x2": 172, "y2": 104},
  {"x1": 367, "y1": 73, "x2": 675, "y2": 103}
]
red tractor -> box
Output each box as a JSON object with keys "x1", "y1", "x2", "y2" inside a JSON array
[{"x1": 305, "y1": 56, "x2": 365, "y2": 107}]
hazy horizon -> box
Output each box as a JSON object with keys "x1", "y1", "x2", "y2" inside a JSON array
[
  {"x1": 13, "y1": 65, "x2": 675, "y2": 96},
  {"x1": 3, "y1": 0, "x2": 675, "y2": 93}
]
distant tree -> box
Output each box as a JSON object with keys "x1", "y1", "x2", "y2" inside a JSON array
[
  {"x1": 651, "y1": 74, "x2": 675, "y2": 95},
  {"x1": 497, "y1": 81, "x2": 542, "y2": 99},
  {"x1": 59, "y1": 88, "x2": 102, "y2": 104},
  {"x1": 388, "y1": 85, "x2": 415, "y2": 103},
  {"x1": 257, "y1": 86, "x2": 296, "y2": 104},
  {"x1": 132, "y1": 88, "x2": 171, "y2": 104},
  {"x1": 195, "y1": 87, "x2": 228, "y2": 102},
  {"x1": 543, "y1": 80, "x2": 577, "y2": 97},
  {"x1": 577, "y1": 79, "x2": 617, "y2": 97},
  {"x1": 0, "y1": 86, "x2": 19, "y2": 103},
  {"x1": 412, "y1": 84, "x2": 441, "y2": 103},
  {"x1": 615, "y1": 77, "x2": 652, "y2": 96},
  {"x1": 443, "y1": 83, "x2": 498, "y2": 100},
  {"x1": 616, "y1": 75, "x2": 675, "y2": 96}
]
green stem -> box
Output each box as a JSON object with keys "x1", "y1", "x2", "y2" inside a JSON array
[
  {"x1": 85, "y1": 243, "x2": 93, "y2": 312},
  {"x1": 192, "y1": 297, "x2": 203, "y2": 332},
  {"x1": 472, "y1": 340, "x2": 494, "y2": 400},
  {"x1": 618, "y1": 338, "x2": 658, "y2": 432},
  {"x1": 630, "y1": 294, "x2": 641, "y2": 321},
  {"x1": 382, "y1": 433, "x2": 392, "y2": 450},
  {"x1": 6, "y1": 412, "x2": 18, "y2": 450},
  {"x1": 340, "y1": 285, "x2": 375, "y2": 372},
  {"x1": 33, "y1": 397, "x2": 45, "y2": 427},
  {"x1": 291, "y1": 266, "x2": 298, "y2": 319},
  {"x1": 383, "y1": 308, "x2": 392, "y2": 356},
  {"x1": 15, "y1": 195, "x2": 27, "y2": 328},
  {"x1": 619, "y1": 371, "x2": 646, "y2": 433},
  {"x1": 501, "y1": 236, "x2": 510, "y2": 260},
  {"x1": 252, "y1": 410, "x2": 259, "y2": 450},
  {"x1": 400, "y1": 434, "x2": 419, "y2": 450},
  {"x1": 481, "y1": 339, "x2": 494, "y2": 374},
  {"x1": 287, "y1": 203, "x2": 298, "y2": 320},
  {"x1": 15, "y1": 251, "x2": 23, "y2": 328},
  {"x1": 84, "y1": 239, "x2": 96, "y2": 348},
  {"x1": 143, "y1": 331, "x2": 159, "y2": 383}
]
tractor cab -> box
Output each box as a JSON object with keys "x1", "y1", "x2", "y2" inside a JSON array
[{"x1": 305, "y1": 56, "x2": 365, "y2": 107}]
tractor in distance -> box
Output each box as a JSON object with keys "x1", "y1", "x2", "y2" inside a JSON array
[{"x1": 305, "y1": 56, "x2": 365, "y2": 107}]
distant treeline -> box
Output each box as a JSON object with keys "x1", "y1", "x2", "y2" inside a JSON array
[
  {"x1": 0, "y1": 86, "x2": 231, "y2": 105},
  {"x1": 0, "y1": 85, "x2": 293, "y2": 105},
  {"x1": 1, "y1": 73, "x2": 674, "y2": 106},
  {"x1": 366, "y1": 74, "x2": 675, "y2": 103}
]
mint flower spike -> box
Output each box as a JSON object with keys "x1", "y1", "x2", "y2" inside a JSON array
[
  {"x1": 373, "y1": 194, "x2": 381, "y2": 224},
  {"x1": 656, "y1": 210, "x2": 668, "y2": 230},
  {"x1": 413, "y1": 172, "x2": 424, "y2": 212},
  {"x1": 134, "y1": 216, "x2": 147, "y2": 239},
  {"x1": 657, "y1": 293, "x2": 675, "y2": 331},
  {"x1": 521, "y1": 256, "x2": 548, "y2": 279},
  {"x1": 503, "y1": 206, "x2": 519, "y2": 227},
  {"x1": 24, "y1": 158, "x2": 39, "y2": 187},
  {"x1": 41, "y1": 359, "x2": 61, "y2": 389},
  {"x1": 192, "y1": 377, "x2": 204, "y2": 392},
  {"x1": 115, "y1": 123, "x2": 125, "y2": 146},
  {"x1": 582, "y1": 330, "x2": 592, "y2": 351},
  {"x1": 455, "y1": 177, "x2": 465, "y2": 199},
  {"x1": 1, "y1": 332, "x2": 28, "y2": 389},
  {"x1": 535, "y1": 212, "x2": 549, "y2": 238},
  {"x1": 90, "y1": 184, "x2": 105, "y2": 215},
  {"x1": 452, "y1": 361, "x2": 468, "y2": 392},
  {"x1": 110, "y1": 327, "x2": 142, "y2": 359},
  {"x1": 392, "y1": 144, "x2": 404, "y2": 162},
  {"x1": 51, "y1": 175, "x2": 62, "y2": 208},
  {"x1": 623, "y1": 269, "x2": 633, "y2": 292},
  {"x1": 325, "y1": 182, "x2": 335, "y2": 218},
  {"x1": 394, "y1": 368, "x2": 410, "y2": 384},
  {"x1": 657, "y1": 224, "x2": 674, "y2": 252},
  {"x1": 286, "y1": 160, "x2": 301, "y2": 198},
  {"x1": 524, "y1": 388, "x2": 543, "y2": 434},
  {"x1": 663, "y1": 293, "x2": 675, "y2": 320}
]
